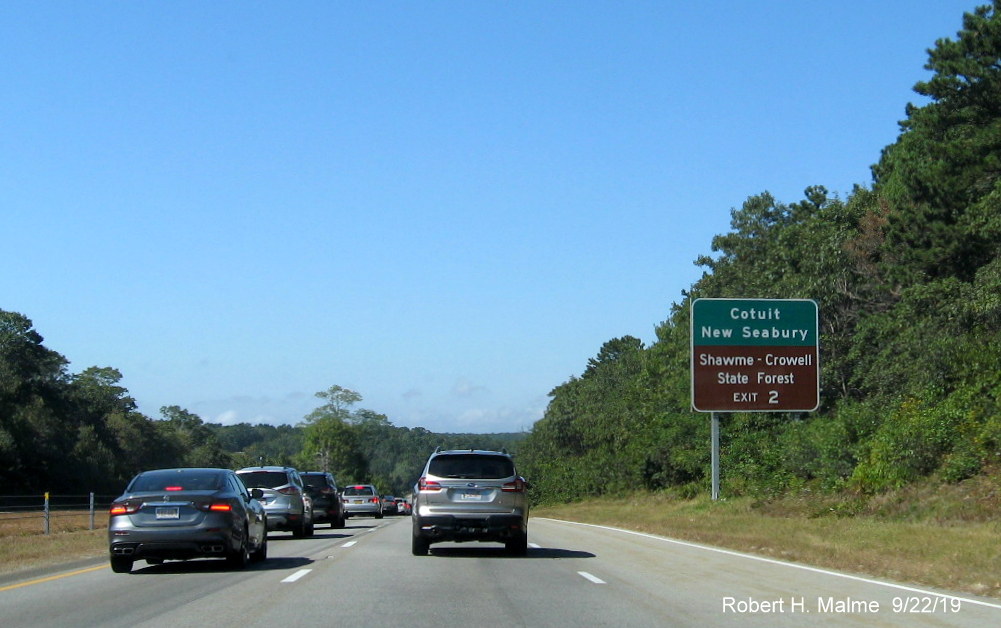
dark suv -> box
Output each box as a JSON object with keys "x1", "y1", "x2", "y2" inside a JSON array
[
  {"x1": 301, "y1": 471, "x2": 345, "y2": 528},
  {"x1": 236, "y1": 466, "x2": 314, "y2": 537},
  {"x1": 411, "y1": 449, "x2": 528, "y2": 556}
]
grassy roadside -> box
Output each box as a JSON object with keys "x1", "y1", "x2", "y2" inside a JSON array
[
  {"x1": 533, "y1": 484, "x2": 1001, "y2": 600},
  {"x1": 0, "y1": 513, "x2": 107, "y2": 577}
]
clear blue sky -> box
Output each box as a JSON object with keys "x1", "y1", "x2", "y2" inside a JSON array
[{"x1": 2, "y1": 1, "x2": 978, "y2": 433}]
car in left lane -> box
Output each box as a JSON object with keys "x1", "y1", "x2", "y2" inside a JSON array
[{"x1": 108, "y1": 467, "x2": 268, "y2": 574}]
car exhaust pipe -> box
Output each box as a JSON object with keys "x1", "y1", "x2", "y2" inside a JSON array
[
  {"x1": 112, "y1": 546, "x2": 135, "y2": 556},
  {"x1": 200, "y1": 544, "x2": 226, "y2": 553}
]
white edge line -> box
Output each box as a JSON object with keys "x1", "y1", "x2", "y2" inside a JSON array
[
  {"x1": 538, "y1": 518, "x2": 1001, "y2": 611},
  {"x1": 578, "y1": 571, "x2": 606, "y2": 584},
  {"x1": 280, "y1": 568, "x2": 312, "y2": 583}
]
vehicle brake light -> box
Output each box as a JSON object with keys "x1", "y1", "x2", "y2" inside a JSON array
[
  {"x1": 501, "y1": 478, "x2": 525, "y2": 492},
  {"x1": 193, "y1": 501, "x2": 234, "y2": 512},
  {"x1": 418, "y1": 477, "x2": 441, "y2": 491},
  {"x1": 110, "y1": 502, "x2": 139, "y2": 515},
  {"x1": 165, "y1": 486, "x2": 183, "y2": 491},
  {"x1": 277, "y1": 486, "x2": 300, "y2": 495},
  {"x1": 369, "y1": 497, "x2": 380, "y2": 504}
]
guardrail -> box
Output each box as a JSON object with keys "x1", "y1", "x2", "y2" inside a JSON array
[{"x1": 0, "y1": 493, "x2": 118, "y2": 535}]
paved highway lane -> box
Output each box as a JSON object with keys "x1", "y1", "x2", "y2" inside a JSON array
[{"x1": 3, "y1": 517, "x2": 1000, "y2": 627}]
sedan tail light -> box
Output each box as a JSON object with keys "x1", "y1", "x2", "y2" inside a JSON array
[
  {"x1": 185, "y1": 500, "x2": 234, "y2": 512},
  {"x1": 109, "y1": 501, "x2": 140, "y2": 516}
]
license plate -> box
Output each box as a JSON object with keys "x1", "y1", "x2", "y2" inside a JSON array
[
  {"x1": 155, "y1": 507, "x2": 179, "y2": 520},
  {"x1": 352, "y1": 499, "x2": 363, "y2": 504},
  {"x1": 460, "y1": 492, "x2": 481, "y2": 501}
]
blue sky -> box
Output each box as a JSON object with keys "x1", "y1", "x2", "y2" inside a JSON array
[{"x1": 2, "y1": 1, "x2": 978, "y2": 433}]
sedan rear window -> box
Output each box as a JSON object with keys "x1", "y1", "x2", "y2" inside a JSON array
[
  {"x1": 237, "y1": 471, "x2": 290, "y2": 489},
  {"x1": 428, "y1": 455, "x2": 514, "y2": 479},
  {"x1": 130, "y1": 470, "x2": 225, "y2": 492}
]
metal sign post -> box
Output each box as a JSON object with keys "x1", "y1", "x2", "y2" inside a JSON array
[{"x1": 711, "y1": 412, "x2": 720, "y2": 501}]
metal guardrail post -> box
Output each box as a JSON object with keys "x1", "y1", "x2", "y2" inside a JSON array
[
  {"x1": 90, "y1": 492, "x2": 96, "y2": 530},
  {"x1": 44, "y1": 492, "x2": 51, "y2": 535}
]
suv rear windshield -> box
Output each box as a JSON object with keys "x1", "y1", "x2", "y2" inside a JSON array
[
  {"x1": 342, "y1": 486, "x2": 374, "y2": 496},
  {"x1": 237, "y1": 471, "x2": 290, "y2": 489},
  {"x1": 429, "y1": 454, "x2": 514, "y2": 479},
  {"x1": 302, "y1": 475, "x2": 329, "y2": 489}
]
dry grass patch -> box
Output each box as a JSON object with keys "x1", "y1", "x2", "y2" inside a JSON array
[
  {"x1": 534, "y1": 493, "x2": 1001, "y2": 599},
  {"x1": 0, "y1": 512, "x2": 107, "y2": 574}
]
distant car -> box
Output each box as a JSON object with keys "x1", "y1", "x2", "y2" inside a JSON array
[
  {"x1": 236, "y1": 466, "x2": 314, "y2": 537},
  {"x1": 395, "y1": 498, "x2": 411, "y2": 515},
  {"x1": 381, "y1": 494, "x2": 398, "y2": 515},
  {"x1": 341, "y1": 484, "x2": 383, "y2": 519},
  {"x1": 108, "y1": 467, "x2": 268, "y2": 573},
  {"x1": 301, "y1": 471, "x2": 345, "y2": 528},
  {"x1": 411, "y1": 449, "x2": 528, "y2": 555}
]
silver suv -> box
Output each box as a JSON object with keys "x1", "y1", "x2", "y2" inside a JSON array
[
  {"x1": 411, "y1": 449, "x2": 528, "y2": 555},
  {"x1": 236, "y1": 466, "x2": 314, "y2": 538}
]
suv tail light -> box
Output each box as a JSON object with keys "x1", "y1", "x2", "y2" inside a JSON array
[
  {"x1": 277, "y1": 486, "x2": 301, "y2": 496},
  {"x1": 418, "y1": 477, "x2": 441, "y2": 491},
  {"x1": 501, "y1": 478, "x2": 526, "y2": 492}
]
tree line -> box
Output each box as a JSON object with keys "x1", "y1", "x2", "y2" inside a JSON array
[
  {"x1": 0, "y1": 316, "x2": 521, "y2": 496},
  {"x1": 518, "y1": 2, "x2": 1001, "y2": 503}
]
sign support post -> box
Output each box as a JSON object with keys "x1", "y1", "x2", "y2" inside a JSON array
[{"x1": 711, "y1": 412, "x2": 720, "y2": 501}]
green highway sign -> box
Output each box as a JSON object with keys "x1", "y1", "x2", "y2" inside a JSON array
[{"x1": 691, "y1": 298, "x2": 819, "y2": 412}]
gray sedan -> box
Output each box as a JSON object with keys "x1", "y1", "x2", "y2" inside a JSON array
[{"x1": 108, "y1": 467, "x2": 268, "y2": 573}]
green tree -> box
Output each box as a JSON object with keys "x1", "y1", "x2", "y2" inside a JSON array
[
  {"x1": 158, "y1": 406, "x2": 231, "y2": 468},
  {"x1": 0, "y1": 310, "x2": 70, "y2": 490},
  {"x1": 874, "y1": 1, "x2": 1001, "y2": 284},
  {"x1": 298, "y1": 386, "x2": 368, "y2": 481}
]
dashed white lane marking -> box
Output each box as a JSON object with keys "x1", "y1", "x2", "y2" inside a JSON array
[
  {"x1": 281, "y1": 569, "x2": 312, "y2": 583},
  {"x1": 343, "y1": 541, "x2": 357, "y2": 548},
  {"x1": 578, "y1": 571, "x2": 606, "y2": 584},
  {"x1": 529, "y1": 543, "x2": 541, "y2": 549}
]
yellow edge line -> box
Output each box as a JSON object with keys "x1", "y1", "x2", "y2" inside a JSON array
[{"x1": 0, "y1": 564, "x2": 106, "y2": 592}]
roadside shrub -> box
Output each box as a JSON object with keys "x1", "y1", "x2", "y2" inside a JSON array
[{"x1": 851, "y1": 393, "x2": 955, "y2": 492}]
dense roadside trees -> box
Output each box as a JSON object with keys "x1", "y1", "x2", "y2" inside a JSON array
[{"x1": 520, "y1": 1, "x2": 1001, "y2": 503}]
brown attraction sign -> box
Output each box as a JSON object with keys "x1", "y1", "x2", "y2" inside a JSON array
[{"x1": 691, "y1": 298, "x2": 819, "y2": 413}]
